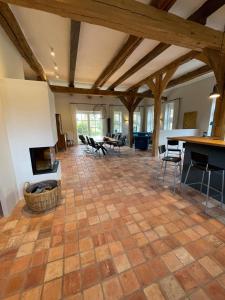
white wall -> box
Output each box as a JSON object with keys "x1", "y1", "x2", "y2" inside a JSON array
[
  {"x1": 0, "y1": 97, "x2": 18, "y2": 215},
  {"x1": 0, "y1": 26, "x2": 24, "y2": 79},
  {"x1": 0, "y1": 24, "x2": 25, "y2": 215},
  {"x1": 54, "y1": 93, "x2": 146, "y2": 142},
  {"x1": 0, "y1": 79, "x2": 59, "y2": 198},
  {"x1": 165, "y1": 76, "x2": 215, "y2": 132},
  {"x1": 159, "y1": 129, "x2": 200, "y2": 146}
]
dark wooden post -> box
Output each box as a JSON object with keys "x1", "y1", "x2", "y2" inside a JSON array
[{"x1": 204, "y1": 48, "x2": 225, "y2": 138}]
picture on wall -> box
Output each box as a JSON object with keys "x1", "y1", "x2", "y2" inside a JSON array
[{"x1": 183, "y1": 111, "x2": 197, "y2": 129}]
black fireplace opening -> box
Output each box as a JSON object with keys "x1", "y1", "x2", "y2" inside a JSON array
[{"x1": 29, "y1": 146, "x2": 59, "y2": 175}]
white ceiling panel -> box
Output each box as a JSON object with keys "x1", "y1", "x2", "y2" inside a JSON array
[
  {"x1": 104, "y1": 39, "x2": 159, "y2": 87},
  {"x1": 169, "y1": 0, "x2": 206, "y2": 18},
  {"x1": 172, "y1": 59, "x2": 206, "y2": 79},
  {"x1": 75, "y1": 23, "x2": 128, "y2": 85},
  {"x1": 11, "y1": 5, "x2": 70, "y2": 82},
  {"x1": 207, "y1": 5, "x2": 225, "y2": 31},
  {"x1": 116, "y1": 46, "x2": 190, "y2": 89}
]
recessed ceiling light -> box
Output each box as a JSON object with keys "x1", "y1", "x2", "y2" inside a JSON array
[{"x1": 54, "y1": 65, "x2": 58, "y2": 71}]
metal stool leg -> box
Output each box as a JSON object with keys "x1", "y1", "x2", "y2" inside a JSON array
[
  {"x1": 158, "y1": 160, "x2": 164, "y2": 180},
  {"x1": 200, "y1": 171, "x2": 205, "y2": 193},
  {"x1": 184, "y1": 163, "x2": 192, "y2": 185},
  {"x1": 163, "y1": 161, "x2": 167, "y2": 182},
  {"x1": 205, "y1": 171, "x2": 211, "y2": 213},
  {"x1": 221, "y1": 170, "x2": 224, "y2": 207},
  {"x1": 173, "y1": 164, "x2": 177, "y2": 192}
]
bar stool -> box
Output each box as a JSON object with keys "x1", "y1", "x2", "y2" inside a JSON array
[
  {"x1": 184, "y1": 151, "x2": 225, "y2": 212},
  {"x1": 158, "y1": 145, "x2": 182, "y2": 192}
]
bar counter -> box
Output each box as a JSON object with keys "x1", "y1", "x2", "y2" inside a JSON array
[{"x1": 169, "y1": 136, "x2": 225, "y2": 201}]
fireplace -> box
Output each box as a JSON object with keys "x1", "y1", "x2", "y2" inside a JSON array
[{"x1": 29, "y1": 146, "x2": 58, "y2": 175}]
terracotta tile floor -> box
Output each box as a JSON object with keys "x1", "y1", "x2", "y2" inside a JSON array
[{"x1": 1, "y1": 145, "x2": 225, "y2": 299}]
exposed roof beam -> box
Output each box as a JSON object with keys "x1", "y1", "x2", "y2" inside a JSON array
[
  {"x1": 2, "y1": 1, "x2": 223, "y2": 51},
  {"x1": 129, "y1": 50, "x2": 199, "y2": 91},
  {"x1": 109, "y1": 0, "x2": 225, "y2": 90},
  {"x1": 109, "y1": 43, "x2": 170, "y2": 90},
  {"x1": 69, "y1": 20, "x2": 81, "y2": 87},
  {"x1": 0, "y1": 2, "x2": 46, "y2": 80},
  {"x1": 92, "y1": 36, "x2": 142, "y2": 89},
  {"x1": 92, "y1": 0, "x2": 176, "y2": 89},
  {"x1": 150, "y1": 0, "x2": 177, "y2": 10},
  {"x1": 188, "y1": 0, "x2": 225, "y2": 24},
  {"x1": 166, "y1": 65, "x2": 212, "y2": 89},
  {"x1": 50, "y1": 85, "x2": 154, "y2": 98}
]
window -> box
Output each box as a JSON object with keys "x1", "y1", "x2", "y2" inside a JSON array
[
  {"x1": 76, "y1": 112, "x2": 89, "y2": 136},
  {"x1": 113, "y1": 111, "x2": 122, "y2": 133},
  {"x1": 76, "y1": 111, "x2": 102, "y2": 138},
  {"x1": 207, "y1": 98, "x2": 216, "y2": 136},
  {"x1": 164, "y1": 102, "x2": 174, "y2": 130},
  {"x1": 147, "y1": 106, "x2": 154, "y2": 132},
  {"x1": 133, "y1": 112, "x2": 141, "y2": 132}
]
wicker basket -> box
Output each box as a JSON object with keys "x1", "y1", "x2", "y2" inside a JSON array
[{"x1": 23, "y1": 180, "x2": 61, "y2": 213}]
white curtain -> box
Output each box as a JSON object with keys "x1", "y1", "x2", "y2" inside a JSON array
[{"x1": 70, "y1": 104, "x2": 78, "y2": 144}]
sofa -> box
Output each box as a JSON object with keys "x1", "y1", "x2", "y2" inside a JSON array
[{"x1": 134, "y1": 132, "x2": 152, "y2": 150}]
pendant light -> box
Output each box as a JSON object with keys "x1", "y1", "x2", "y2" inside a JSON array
[{"x1": 209, "y1": 85, "x2": 220, "y2": 99}]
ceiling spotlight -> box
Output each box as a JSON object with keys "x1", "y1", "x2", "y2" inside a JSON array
[
  {"x1": 50, "y1": 47, "x2": 55, "y2": 57},
  {"x1": 54, "y1": 65, "x2": 58, "y2": 71}
]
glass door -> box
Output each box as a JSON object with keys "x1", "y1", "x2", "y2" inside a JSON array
[{"x1": 76, "y1": 111, "x2": 103, "y2": 138}]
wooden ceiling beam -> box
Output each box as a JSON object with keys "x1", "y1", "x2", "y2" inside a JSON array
[
  {"x1": 150, "y1": 0, "x2": 177, "y2": 11},
  {"x1": 92, "y1": 35, "x2": 142, "y2": 89},
  {"x1": 188, "y1": 0, "x2": 225, "y2": 24},
  {"x1": 0, "y1": 2, "x2": 46, "y2": 80},
  {"x1": 2, "y1": 1, "x2": 223, "y2": 52},
  {"x1": 50, "y1": 85, "x2": 153, "y2": 98},
  {"x1": 129, "y1": 50, "x2": 199, "y2": 91},
  {"x1": 109, "y1": 0, "x2": 225, "y2": 90},
  {"x1": 109, "y1": 43, "x2": 170, "y2": 90},
  {"x1": 165, "y1": 65, "x2": 212, "y2": 90},
  {"x1": 69, "y1": 20, "x2": 81, "y2": 87},
  {"x1": 92, "y1": 0, "x2": 176, "y2": 89}
]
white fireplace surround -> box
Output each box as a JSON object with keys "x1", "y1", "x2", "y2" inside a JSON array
[{"x1": 0, "y1": 79, "x2": 61, "y2": 201}]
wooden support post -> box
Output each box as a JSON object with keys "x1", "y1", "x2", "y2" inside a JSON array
[
  {"x1": 204, "y1": 48, "x2": 225, "y2": 138},
  {"x1": 146, "y1": 67, "x2": 177, "y2": 156},
  {"x1": 129, "y1": 109, "x2": 134, "y2": 147},
  {"x1": 119, "y1": 95, "x2": 144, "y2": 148}
]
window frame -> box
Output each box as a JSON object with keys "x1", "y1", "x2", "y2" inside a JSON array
[
  {"x1": 147, "y1": 106, "x2": 154, "y2": 132},
  {"x1": 163, "y1": 102, "x2": 174, "y2": 130},
  {"x1": 113, "y1": 111, "x2": 122, "y2": 133},
  {"x1": 133, "y1": 111, "x2": 141, "y2": 132},
  {"x1": 76, "y1": 111, "x2": 103, "y2": 137}
]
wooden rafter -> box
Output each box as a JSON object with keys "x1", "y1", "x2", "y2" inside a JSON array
[
  {"x1": 93, "y1": 0, "x2": 176, "y2": 89},
  {"x1": 69, "y1": 20, "x2": 80, "y2": 87},
  {"x1": 0, "y1": 2, "x2": 46, "y2": 80},
  {"x1": 2, "y1": 1, "x2": 224, "y2": 51},
  {"x1": 109, "y1": 0, "x2": 225, "y2": 90},
  {"x1": 50, "y1": 85, "x2": 153, "y2": 98},
  {"x1": 188, "y1": 0, "x2": 225, "y2": 24},
  {"x1": 150, "y1": 0, "x2": 176, "y2": 10},
  {"x1": 92, "y1": 36, "x2": 142, "y2": 89},
  {"x1": 129, "y1": 50, "x2": 199, "y2": 91},
  {"x1": 166, "y1": 65, "x2": 212, "y2": 90},
  {"x1": 109, "y1": 43, "x2": 170, "y2": 90}
]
